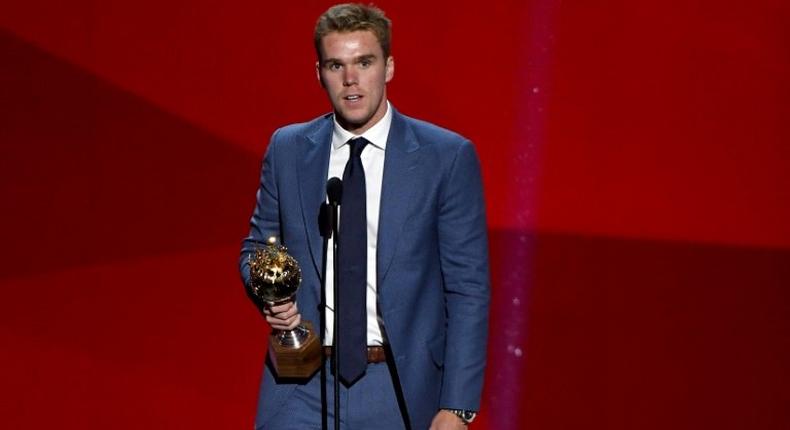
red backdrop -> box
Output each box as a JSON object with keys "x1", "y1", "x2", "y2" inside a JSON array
[{"x1": 1, "y1": 1, "x2": 789, "y2": 429}]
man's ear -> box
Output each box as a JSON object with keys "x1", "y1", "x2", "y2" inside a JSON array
[
  {"x1": 385, "y1": 56, "x2": 394, "y2": 83},
  {"x1": 316, "y1": 61, "x2": 326, "y2": 88}
]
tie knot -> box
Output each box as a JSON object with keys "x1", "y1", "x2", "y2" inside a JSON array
[{"x1": 348, "y1": 137, "x2": 369, "y2": 159}]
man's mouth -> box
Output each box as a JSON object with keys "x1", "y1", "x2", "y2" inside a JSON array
[{"x1": 344, "y1": 95, "x2": 362, "y2": 101}]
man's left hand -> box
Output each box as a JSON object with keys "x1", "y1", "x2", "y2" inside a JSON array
[{"x1": 429, "y1": 410, "x2": 467, "y2": 430}]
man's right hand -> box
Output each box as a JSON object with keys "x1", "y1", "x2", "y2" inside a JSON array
[{"x1": 262, "y1": 301, "x2": 302, "y2": 331}]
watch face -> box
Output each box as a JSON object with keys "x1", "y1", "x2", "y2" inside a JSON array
[
  {"x1": 447, "y1": 409, "x2": 477, "y2": 424},
  {"x1": 461, "y1": 411, "x2": 476, "y2": 423}
]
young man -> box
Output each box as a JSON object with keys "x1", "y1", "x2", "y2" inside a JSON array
[{"x1": 240, "y1": 4, "x2": 489, "y2": 429}]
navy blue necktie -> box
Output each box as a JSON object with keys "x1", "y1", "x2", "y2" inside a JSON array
[{"x1": 338, "y1": 137, "x2": 369, "y2": 385}]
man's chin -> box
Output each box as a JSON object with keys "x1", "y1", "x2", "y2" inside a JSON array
[{"x1": 335, "y1": 112, "x2": 372, "y2": 131}]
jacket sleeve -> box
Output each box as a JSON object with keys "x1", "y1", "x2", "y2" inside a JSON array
[
  {"x1": 437, "y1": 140, "x2": 490, "y2": 411},
  {"x1": 239, "y1": 129, "x2": 282, "y2": 307}
]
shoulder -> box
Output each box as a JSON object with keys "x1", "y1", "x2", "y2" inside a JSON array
[
  {"x1": 269, "y1": 113, "x2": 333, "y2": 145},
  {"x1": 397, "y1": 112, "x2": 470, "y2": 148},
  {"x1": 393, "y1": 111, "x2": 479, "y2": 171}
]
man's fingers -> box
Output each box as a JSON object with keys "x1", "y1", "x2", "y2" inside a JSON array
[
  {"x1": 262, "y1": 302, "x2": 301, "y2": 330},
  {"x1": 269, "y1": 302, "x2": 297, "y2": 314},
  {"x1": 277, "y1": 305, "x2": 298, "y2": 319},
  {"x1": 265, "y1": 313, "x2": 301, "y2": 330},
  {"x1": 284, "y1": 314, "x2": 301, "y2": 330}
]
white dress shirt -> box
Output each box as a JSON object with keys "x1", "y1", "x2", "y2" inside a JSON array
[{"x1": 323, "y1": 101, "x2": 392, "y2": 346}]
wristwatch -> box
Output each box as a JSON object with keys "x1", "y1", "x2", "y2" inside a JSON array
[{"x1": 444, "y1": 408, "x2": 477, "y2": 425}]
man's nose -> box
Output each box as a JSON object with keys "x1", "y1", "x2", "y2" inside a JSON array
[{"x1": 343, "y1": 69, "x2": 358, "y2": 86}]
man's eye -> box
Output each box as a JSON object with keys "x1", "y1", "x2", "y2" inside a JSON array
[
  {"x1": 360, "y1": 60, "x2": 371, "y2": 68},
  {"x1": 328, "y1": 63, "x2": 341, "y2": 71}
]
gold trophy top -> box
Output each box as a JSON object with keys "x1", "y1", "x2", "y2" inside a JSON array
[{"x1": 249, "y1": 236, "x2": 302, "y2": 305}]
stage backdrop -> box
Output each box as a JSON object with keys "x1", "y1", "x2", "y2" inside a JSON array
[{"x1": 1, "y1": 1, "x2": 789, "y2": 429}]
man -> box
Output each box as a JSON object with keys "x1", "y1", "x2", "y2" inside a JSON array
[{"x1": 240, "y1": 4, "x2": 489, "y2": 429}]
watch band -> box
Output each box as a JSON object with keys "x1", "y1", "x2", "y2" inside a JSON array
[{"x1": 444, "y1": 408, "x2": 477, "y2": 425}]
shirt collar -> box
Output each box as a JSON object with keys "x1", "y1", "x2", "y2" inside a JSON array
[{"x1": 332, "y1": 101, "x2": 392, "y2": 150}]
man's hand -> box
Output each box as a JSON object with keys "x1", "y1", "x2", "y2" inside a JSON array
[
  {"x1": 261, "y1": 301, "x2": 301, "y2": 331},
  {"x1": 429, "y1": 410, "x2": 467, "y2": 430}
]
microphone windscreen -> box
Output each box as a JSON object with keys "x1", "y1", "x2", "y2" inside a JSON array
[{"x1": 327, "y1": 177, "x2": 343, "y2": 205}]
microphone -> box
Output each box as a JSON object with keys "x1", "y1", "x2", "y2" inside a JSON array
[
  {"x1": 320, "y1": 178, "x2": 343, "y2": 238},
  {"x1": 327, "y1": 177, "x2": 343, "y2": 206}
]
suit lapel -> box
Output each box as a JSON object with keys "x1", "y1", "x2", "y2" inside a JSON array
[
  {"x1": 296, "y1": 115, "x2": 333, "y2": 280},
  {"x1": 377, "y1": 110, "x2": 421, "y2": 288}
]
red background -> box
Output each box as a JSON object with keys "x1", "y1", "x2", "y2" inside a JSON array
[{"x1": 1, "y1": 1, "x2": 789, "y2": 428}]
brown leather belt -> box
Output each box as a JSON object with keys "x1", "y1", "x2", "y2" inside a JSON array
[{"x1": 323, "y1": 346, "x2": 387, "y2": 364}]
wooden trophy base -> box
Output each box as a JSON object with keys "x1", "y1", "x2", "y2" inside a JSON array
[{"x1": 268, "y1": 320, "x2": 322, "y2": 379}]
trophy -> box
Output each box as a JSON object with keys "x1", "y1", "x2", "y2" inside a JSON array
[{"x1": 249, "y1": 237, "x2": 321, "y2": 378}]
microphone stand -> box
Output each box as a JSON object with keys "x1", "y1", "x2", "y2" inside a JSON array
[
  {"x1": 318, "y1": 203, "x2": 330, "y2": 430},
  {"x1": 323, "y1": 178, "x2": 342, "y2": 430},
  {"x1": 330, "y1": 199, "x2": 341, "y2": 430}
]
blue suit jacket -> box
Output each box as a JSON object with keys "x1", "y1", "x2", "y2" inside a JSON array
[{"x1": 240, "y1": 108, "x2": 490, "y2": 429}]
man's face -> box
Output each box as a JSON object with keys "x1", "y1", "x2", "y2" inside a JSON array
[{"x1": 317, "y1": 30, "x2": 394, "y2": 134}]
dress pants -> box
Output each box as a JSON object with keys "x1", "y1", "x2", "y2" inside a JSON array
[{"x1": 262, "y1": 361, "x2": 406, "y2": 430}]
